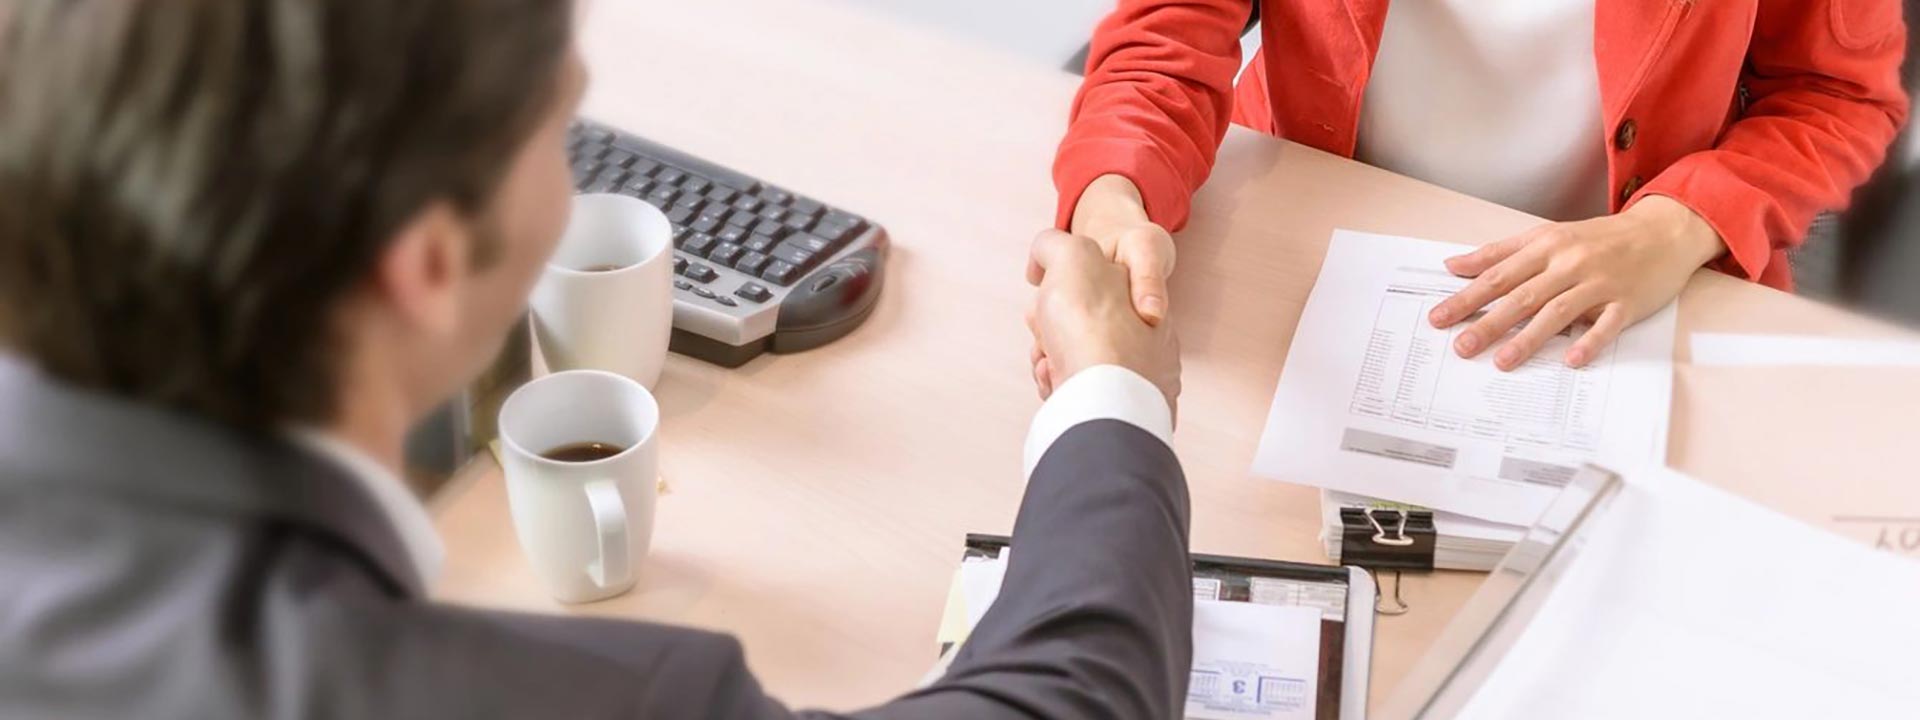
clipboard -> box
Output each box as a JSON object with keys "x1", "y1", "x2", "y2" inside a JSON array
[
  {"x1": 937, "y1": 534, "x2": 1377, "y2": 720},
  {"x1": 1378, "y1": 464, "x2": 1624, "y2": 719}
]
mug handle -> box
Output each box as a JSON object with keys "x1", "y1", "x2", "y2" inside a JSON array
[{"x1": 583, "y1": 479, "x2": 631, "y2": 590}]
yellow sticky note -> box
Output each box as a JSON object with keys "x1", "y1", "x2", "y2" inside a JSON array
[{"x1": 935, "y1": 566, "x2": 971, "y2": 648}]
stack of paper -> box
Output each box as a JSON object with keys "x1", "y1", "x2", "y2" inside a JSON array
[
  {"x1": 1319, "y1": 490, "x2": 1524, "y2": 572},
  {"x1": 1399, "y1": 464, "x2": 1920, "y2": 718},
  {"x1": 1256, "y1": 230, "x2": 1677, "y2": 541}
]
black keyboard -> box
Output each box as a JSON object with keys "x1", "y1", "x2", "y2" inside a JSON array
[{"x1": 567, "y1": 119, "x2": 888, "y2": 367}]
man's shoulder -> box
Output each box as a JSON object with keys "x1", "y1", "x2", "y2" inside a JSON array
[{"x1": 0, "y1": 491, "x2": 758, "y2": 718}]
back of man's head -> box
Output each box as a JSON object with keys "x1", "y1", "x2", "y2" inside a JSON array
[{"x1": 0, "y1": 0, "x2": 575, "y2": 429}]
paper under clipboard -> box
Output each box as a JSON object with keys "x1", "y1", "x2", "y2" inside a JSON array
[
  {"x1": 934, "y1": 534, "x2": 1377, "y2": 720},
  {"x1": 1383, "y1": 465, "x2": 1920, "y2": 719}
]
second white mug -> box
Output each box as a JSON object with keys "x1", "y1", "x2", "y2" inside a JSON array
[
  {"x1": 532, "y1": 193, "x2": 675, "y2": 388},
  {"x1": 497, "y1": 369, "x2": 660, "y2": 604}
]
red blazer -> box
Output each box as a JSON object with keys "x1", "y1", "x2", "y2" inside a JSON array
[{"x1": 1054, "y1": 0, "x2": 1910, "y2": 290}]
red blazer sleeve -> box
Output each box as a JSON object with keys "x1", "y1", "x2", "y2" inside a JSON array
[
  {"x1": 1637, "y1": 0, "x2": 1909, "y2": 286},
  {"x1": 1052, "y1": 0, "x2": 1256, "y2": 232}
]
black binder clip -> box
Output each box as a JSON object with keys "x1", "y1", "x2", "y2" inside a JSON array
[{"x1": 1340, "y1": 507, "x2": 1438, "y2": 616}]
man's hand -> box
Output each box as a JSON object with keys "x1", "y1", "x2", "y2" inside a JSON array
[
  {"x1": 1026, "y1": 230, "x2": 1181, "y2": 413},
  {"x1": 1071, "y1": 174, "x2": 1176, "y2": 325},
  {"x1": 1430, "y1": 195, "x2": 1724, "y2": 370}
]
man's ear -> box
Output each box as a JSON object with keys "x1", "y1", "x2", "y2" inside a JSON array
[{"x1": 371, "y1": 202, "x2": 473, "y2": 337}]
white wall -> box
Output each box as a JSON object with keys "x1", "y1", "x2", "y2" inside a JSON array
[{"x1": 829, "y1": 0, "x2": 1114, "y2": 68}]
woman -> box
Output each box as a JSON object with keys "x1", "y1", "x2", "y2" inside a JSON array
[{"x1": 1047, "y1": 0, "x2": 1907, "y2": 377}]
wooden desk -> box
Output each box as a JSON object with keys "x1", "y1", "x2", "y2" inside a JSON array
[{"x1": 431, "y1": 0, "x2": 1920, "y2": 712}]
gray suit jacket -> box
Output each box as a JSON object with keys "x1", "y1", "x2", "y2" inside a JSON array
[{"x1": 0, "y1": 358, "x2": 1193, "y2": 719}]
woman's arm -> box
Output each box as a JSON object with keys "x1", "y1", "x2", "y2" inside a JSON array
[
  {"x1": 1637, "y1": 0, "x2": 1909, "y2": 285},
  {"x1": 1053, "y1": 0, "x2": 1254, "y2": 236},
  {"x1": 1435, "y1": 3, "x2": 1908, "y2": 369}
]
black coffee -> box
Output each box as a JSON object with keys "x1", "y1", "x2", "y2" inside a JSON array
[
  {"x1": 580, "y1": 264, "x2": 627, "y2": 272},
  {"x1": 540, "y1": 441, "x2": 627, "y2": 462}
]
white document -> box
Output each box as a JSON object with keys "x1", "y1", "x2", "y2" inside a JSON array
[
  {"x1": 1186, "y1": 601, "x2": 1322, "y2": 720},
  {"x1": 1690, "y1": 332, "x2": 1920, "y2": 368},
  {"x1": 958, "y1": 551, "x2": 1009, "y2": 630},
  {"x1": 1451, "y1": 464, "x2": 1920, "y2": 718},
  {"x1": 1254, "y1": 230, "x2": 1675, "y2": 525}
]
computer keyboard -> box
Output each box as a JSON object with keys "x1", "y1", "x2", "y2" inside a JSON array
[{"x1": 566, "y1": 118, "x2": 888, "y2": 367}]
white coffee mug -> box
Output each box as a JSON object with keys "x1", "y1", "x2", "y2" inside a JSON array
[
  {"x1": 532, "y1": 193, "x2": 675, "y2": 388},
  {"x1": 497, "y1": 370, "x2": 659, "y2": 604}
]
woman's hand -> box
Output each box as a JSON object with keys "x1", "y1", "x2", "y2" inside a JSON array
[
  {"x1": 1069, "y1": 174, "x2": 1176, "y2": 325},
  {"x1": 1429, "y1": 195, "x2": 1724, "y2": 370},
  {"x1": 1029, "y1": 174, "x2": 1176, "y2": 398}
]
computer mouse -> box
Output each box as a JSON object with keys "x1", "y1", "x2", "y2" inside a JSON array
[{"x1": 772, "y1": 243, "x2": 886, "y2": 353}]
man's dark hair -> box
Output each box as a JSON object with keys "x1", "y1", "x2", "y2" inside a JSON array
[{"x1": 0, "y1": 0, "x2": 574, "y2": 428}]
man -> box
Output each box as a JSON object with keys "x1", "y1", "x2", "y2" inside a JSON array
[{"x1": 0, "y1": 2, "x2": 1190, "y2": 718}]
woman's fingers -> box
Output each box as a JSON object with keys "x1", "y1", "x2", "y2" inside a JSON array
[
  {"x1": 1452, "y1": 271, "x2": 1578, "y2": 359},
  {"x1": 1490, "y1": 285, "x2": 1605, "y2": 370},
  {"x1": 1431, "y1": 244, "x2": 1547, "y2": 329},
  {"x1": 1443, "y1": 228, "x2": 1536, "y2": 278},
  {"x1": 1567, "y1": 303, "x2": 1629, "y2": 368}
]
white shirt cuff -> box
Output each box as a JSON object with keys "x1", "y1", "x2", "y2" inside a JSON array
[{"x1": 1022, "y1": 364, "x2": 1175, "y2": 480}]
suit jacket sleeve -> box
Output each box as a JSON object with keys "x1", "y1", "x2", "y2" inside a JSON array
[
  {"x1": 1052, "y1": 0, "x2": 1255, "y2": 233},
  {"x1": 600, "y1": 419, "x2": 1193, "y2": 720}
]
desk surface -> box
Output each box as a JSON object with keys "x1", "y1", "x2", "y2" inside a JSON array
[{"x1": 430, "y1": 0, "x2": 1920, "y2": 712}]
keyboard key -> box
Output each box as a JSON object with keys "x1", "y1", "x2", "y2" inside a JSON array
[
  {"x1": 733, "y1": 197, "x2": 765, "y2": 213},
  {"x1": 760, "y1": 207, "x2": 789, "y2": 223},
  {"x1": 787, "y1": 232, "x2": 832, "y2": 254},
  {"x1": 603, "y1": 149, "x2": 639, "y2": 169},
  {"x1": 717, "y1": 225, "x2": 750, "y2": 245},
  {"x1": 666, "y1": 205, "x2": 696, "y2": 227},
  {"x1": 681, "y1": 232, "x2": 716, "y2": 256},
  {"x1": 714, "y1": 295, "x2": 737, "y2": 307},
  {"x1": 621, "y1": 178, "x2": 655, "y2": 197},
  {"x1": 690, "y1": 215, "x2": 723, "y2": 234},
  {"x1": 790, "y1": 197, "x2": 824, "y2": 217},
  {"x1": 770, "y1": 243, "x2": 816, "y2": 269},
  {"x1": 655, "y1": 167, "x2": 685, "y2": 185},
  {"x1": 822, "y1": 210, "x2": 865, "y2": 232},
  {"x1": 571, "y1": 165, "x2": 599, "y2": 186},
  {"x1": 755, "y1": 223, "x2": 791, "y2": 241},
  {"x1": 672, "y1": 196, "x2": 707, "y2": 215},
  {"x1": 674, "y1": 280, "x2": 693, "y2": 291},
  {"x1": 679, "y1": 176, "x2": 712, "y2": 194},
  {"x1": 782, "y1": 214, "x2": 814, "y2": 232},
  {"x1": 690, "y1": 285, "x2": 717, "y2": 299},
  {"x1": 812, "y1": 220, "x2": 856, "y2": 244},
  {"x1": 672, "y1": 256, "x2": 687, "y2": 275},
  {"x1": 584, "y1": 171, "x2": 627, "y2": 194},
  {"x1": 684, "y1": 264, "x2": 718, "y2": 283},
  {"x1": 646, "y1": 188, "x2": 680, "y2": 207},
  {"x1": 725, "y1": 211, "x2": 756, "y2": 228},
  {"x1": 631, "y1": 158, "x2": 661, "y2": 177},
  {"x1": 735, "y1": 283, "x2": 774, "y2": 304},
  {"x1": 697, "y1": 207, "x2": 732, "y2": 226},
  {"x1": 760, "y1": 187, "x2": 794, "y2": 206},
  {"x1": 706, "y1": 186, "x2": 739, "y2": 204},
  {"x1": 703, "y1": 167, "x2": 760, "y2": 193},
  {"x1": 761, "y1": 260, "x2": 800, "y2": 285},
  {"x1": 709, "y1": 242, "x2": 743, "y2": 267},
  {"x1": 743, "y1": 233, "x2": 778, "y2": 253},
  {"x1": 735, "y1": 251, "x2": 770, "y2": 274}
]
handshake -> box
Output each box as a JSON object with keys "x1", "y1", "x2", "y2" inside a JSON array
[{"x1": 1025, "y1": 230, "x2": 1182, "y2": 416}]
